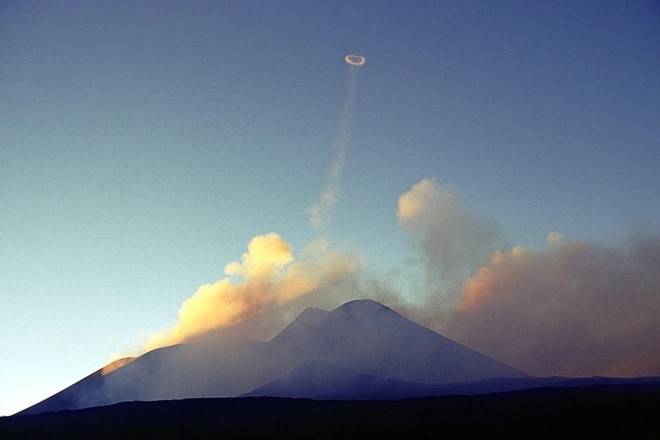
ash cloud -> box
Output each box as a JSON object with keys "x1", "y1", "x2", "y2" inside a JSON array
[
  {"x1": 135, "y1": 174, "x2": 658, "y2": 380},
  {"x1": 146, "y1": 233, "x2": 359, "y2": 350},
  {"x1": 140, "y1": 58, "x2": 366, "y2": 353},
  {"x1": 140, "y1": 177, "x2": 659, "y2": 378},
  {"x1": 396, "y1": 178, "x2": 503, "y2": 305},
  {"x1": 392, "y1": 178, "x2": 659, "y2": 377},
  {"x1": 444, "y1": 233, "x2": 660, "y2": 377}
]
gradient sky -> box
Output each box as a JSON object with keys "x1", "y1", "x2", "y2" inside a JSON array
[{"x1": 1, "y1": 1, "x2": 659, "y2": 415}]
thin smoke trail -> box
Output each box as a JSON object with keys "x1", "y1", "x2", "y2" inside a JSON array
[
  {"x1": 117, "y1": 58, "x2": 366, "y2": 358},
  {"x1": 308, "y1": 62, "x2": 361, "y2": 234}
]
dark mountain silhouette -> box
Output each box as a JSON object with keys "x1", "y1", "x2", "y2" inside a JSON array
[
  {"x1": 6, "y1": 385, "x2": 660, "y2": 438},
  {"x1": 21, "y1": 299, "x2": 530, "y2": 415}
]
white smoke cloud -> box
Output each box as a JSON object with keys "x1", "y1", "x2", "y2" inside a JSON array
[
  {"x1": 307, "y1": 64, "x2": 359, "y2": 232},
  {"x1": 145, "y1": 233, "x2": 359, "y2": 350}
]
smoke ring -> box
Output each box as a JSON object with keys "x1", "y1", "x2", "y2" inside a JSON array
[{"x1": 345, "y1": 55, "x2": 366, "y2": 66}]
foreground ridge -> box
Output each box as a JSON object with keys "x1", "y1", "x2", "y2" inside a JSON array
[{"x1": 5, "y1": 384, "x2": 660, "y2": 438}]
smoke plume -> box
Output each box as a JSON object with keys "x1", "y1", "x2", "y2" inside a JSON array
[
  {"x1": 397, "y1": 178, "x2": 503, "y2": 305},
  {"x1": 444, "y1": 233, "x2": 660, "y2": 377},
  {"x1": 145, "y1": 173, "x2": 659, "y2": 378},
  {"x1": 392, "y1": 178, "x2": 659, "y2": 377},
  {"x1": 146, "y1": 233, "x2": 358, "y2": 350},
  {"x1": 307, "y1": 64, "x2": 360, "y2": 232},
  {"x1": 140, "y1": 59, "x2": 366, "y2": 353},
  {"x1": 136, "y1": 166, "x2": 659, "y2": 380}
]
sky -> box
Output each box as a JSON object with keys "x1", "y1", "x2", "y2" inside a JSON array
[{"x1": 1, "y1": 0, "x2": 659, "y2": 416}]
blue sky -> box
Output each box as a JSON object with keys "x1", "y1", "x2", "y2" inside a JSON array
[{"x1": 1, "y1": 1, "x2": 658, "y2": 415}]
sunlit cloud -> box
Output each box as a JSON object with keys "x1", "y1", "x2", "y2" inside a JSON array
[
  {"x1": 133, "y1": 178, "x2": 658, "y2": 380},
  {"x1": 396, "y1": 178, "x2": 502, "y2": 304},
  {"x1": 445, "y1": 233, "x2": 660, "y2": 377},
  {"x1": 143, "y1": 58, "x2": 368, "y2": 354},
  {"x1": 145, "y1": 233, "x2": 359, "y2": 351},
  {"x1": 100, "y1": 357, "x2": 137, "y2": 376}
]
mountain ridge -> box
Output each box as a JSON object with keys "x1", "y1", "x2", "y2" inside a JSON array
[{"x1": 21, "y1": 299, "x2": 528, "y2": 415}]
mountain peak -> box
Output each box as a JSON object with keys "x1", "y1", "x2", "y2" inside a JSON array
[
  {"x1": 269, "y1": 299, "x2": 398, "y2": 346},
  {"x1": 22, "y1": 298, "x2": 529, "y2": 415},
  {"x1": 333, "y1": 299, "x2": 393, "y2": 314},
  {"x1": 266, "y1": 299, "x2": 528, "y2": 385}
]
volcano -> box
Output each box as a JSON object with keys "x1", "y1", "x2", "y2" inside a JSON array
[{"x1": 21, "y1": 299, "x2": 528, "y2": 415}]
